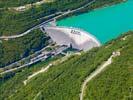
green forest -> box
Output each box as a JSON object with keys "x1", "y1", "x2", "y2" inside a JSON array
[
  {"x1": 0, "y1": 29, "x2": 50, "y2": 68},
  {"x1": 0, "y1": 0, "x2": 42, "y2": 8},
  {"x1": 0, "y1": 0, "x2": 132, "y2": 99},
  {"x1": 84, "y1": 32, "x2": 133, "y2": 100},
  {"x1": 0, "y1": 0, "x2": 123, "y2": 36},
  {"x1": 0, "y1": 31, "x2": 132, "y2": 100},
  {"x1": 0, "y1": 0, "x2": 92, "y2": 36}
]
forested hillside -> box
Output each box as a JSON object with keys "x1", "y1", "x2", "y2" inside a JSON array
[
  {"x1": 0, "y1": 0, "x2": 92, "y2": 36},
  {"x1": 0, "y1": 29, "x2": 50, "y2": 68},
  {"x1": 84, "y1": 32, "x2": 133, "y2": 100},
  {"x1": 0, "y1": 0, "x2": 132, "y2": 100},
  {"x1": 0, "y1": 0, "x2": 124, "y2": 68},
  {"x1": 0, "y1": 0, "x2": 123, "y2": 36},
  {"x1": 0, "y1": 0, "x2": 42, "y2": 8},
  {"x1": 0, "y1": 31, "x2": 132, "y2": 100}
]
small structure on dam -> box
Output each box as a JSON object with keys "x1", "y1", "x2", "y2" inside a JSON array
[{"x1": 42, "y1": 26, "x2": 100, "y2": 51}]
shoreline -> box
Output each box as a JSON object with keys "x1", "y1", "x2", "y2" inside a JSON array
[
  {"x1": 56, "y1": 0, "x2": 127, "y2": 21},
  {"x1": 0, "y1": 0, "x2": 126, "y2": 38},
  {"x1": 44, "y1": 26, "x2": 101, "y2": 51},
  {"x1": 59, "y1": 26, "x2": 101, "y2": 46},
  {"x1": 91, "y1": 0, "x2": 127, "y2": 11}
]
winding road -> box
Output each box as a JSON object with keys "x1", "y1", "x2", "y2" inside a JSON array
[
  {"x1": 23, "y1": 63, "x2": 53, "y2": 85},
  {"x1": 80, "y1": 51, "x2": 120, "y2": 100},
  {"x1": 0, "y1": 45, "x2": 51, "y2": 75},
  {"x1": 23, "y1": 52, "x2": 79, "y2": 85},
  {"x1": 0, "y1": 0, "x2": 96, "y2": 40}
]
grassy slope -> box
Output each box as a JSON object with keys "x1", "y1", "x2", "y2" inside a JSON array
[
  {"x1": 0, "y1": 32, "x2": 132, "y2": 100},
  {"x1": 0, "y1": 29, "x2": 50, "y2": 68},
  {"x1": 0, "y1": 0, "x2": 123, "y2": 36},
  {"x1": 84, "y1": 33, "x2": 133, "y2": 100}
]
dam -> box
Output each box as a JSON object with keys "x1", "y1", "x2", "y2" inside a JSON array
[{"x1": 43, "y1": 26, "x2": 100, "y2": 51}]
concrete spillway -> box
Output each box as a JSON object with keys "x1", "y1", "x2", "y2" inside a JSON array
[{"x1": 44, "y1": 26, "x2": 100, "y2": 51}]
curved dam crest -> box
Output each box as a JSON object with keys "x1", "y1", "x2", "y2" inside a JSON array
[
  {"x1": 44, "y1": 26, "x2": 100, "y2": 51},
  {"x1": 57, "y1": 0, "x2": 133, "y2": 44}
]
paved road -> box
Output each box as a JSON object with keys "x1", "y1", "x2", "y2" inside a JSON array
[
  {"x1": 0, "y1": 0, "x2": 96, "y2": 74},
  {"x1": 0, "y1": 18, "x2": 54, "y2": 39},
  {"x1": 0, "y1": 45, "x2": 51, "y2": 75},
  {"x1": 23, "y1": 51, "x2": 81, "y2": 85},
  {"x1": 0, "y1": 45, "x2": 69, "y2": 75},
  {"x1": 0, "y1": 0, "x2": 96, "y2": 39},
  {"x1": 80, "y1": 51, "x2": 120, "y2": 100}
]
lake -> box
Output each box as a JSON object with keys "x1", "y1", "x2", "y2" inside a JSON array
[{"x1": 57, "y1": 0, "x2": 133, "y2": 44}]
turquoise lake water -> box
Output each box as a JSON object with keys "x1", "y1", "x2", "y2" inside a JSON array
[{"x1": 57, "y1": 0, "x2": 133, "y2": 44}]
